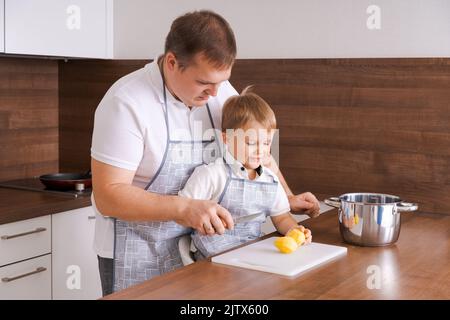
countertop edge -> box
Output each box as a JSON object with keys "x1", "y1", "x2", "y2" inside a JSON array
[{"x1": 0, "y1": 187, "x2": 92, "y2": 225}]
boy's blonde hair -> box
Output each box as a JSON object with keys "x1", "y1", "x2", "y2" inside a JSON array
[{"x1": 221, "y1": 86, "x2": 276, "y2": 132}]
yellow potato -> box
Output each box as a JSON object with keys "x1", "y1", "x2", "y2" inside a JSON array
[
  {"x1": 286, "y1": 228, "x2": 306, "y2": 246},
  {"x1": 274, "y1": 236, "x2": 298, "y2": 254}
]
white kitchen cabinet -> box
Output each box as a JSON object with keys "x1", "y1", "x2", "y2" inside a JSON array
[
  {"x1": 0, "y1": 254, "x2": 52, "y2": 300},
  {"x1": 0, "y1": 215, "x2": 51, "y2": 267},
  {"x1": 5, "y1": 0, "x2": 112, "y2": 58},
  {"x1": 0, "y1": 0, "x2": 4, "y2": 52},
  {"x1": 52, "y1": 206, "x2": 102, "y2": 300}
]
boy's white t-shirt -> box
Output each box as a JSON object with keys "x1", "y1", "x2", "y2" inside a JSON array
[
  {"x1": 90, "y1": 58, "x2": 238, "y2": 259},
  {"x1": 178, "y1": 150, "x2": 291, "y2": 217}
]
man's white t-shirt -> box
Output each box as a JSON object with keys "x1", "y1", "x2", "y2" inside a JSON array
[{"x1": 91, "y1": 58, "x2": 238, "y2": 258}]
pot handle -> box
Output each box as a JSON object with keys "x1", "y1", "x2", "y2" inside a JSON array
[
  {"x1": 397, "y1": 202, "x2": 418, "y2": 212},
  {"x1": 324, "y1": 197, "x2": 341, "y2": 208}
]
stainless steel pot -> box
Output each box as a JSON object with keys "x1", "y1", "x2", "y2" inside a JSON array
[{"x1": 324, "y1": 193, "x2": 418, "y2": 246}]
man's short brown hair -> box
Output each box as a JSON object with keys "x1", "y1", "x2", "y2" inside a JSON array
[
  {"x1": 165, "y1": 10, "x2": 237, "y2": 70},
  {"x1": 221, "y1": 86, "x2": 277, "y2": 132}
]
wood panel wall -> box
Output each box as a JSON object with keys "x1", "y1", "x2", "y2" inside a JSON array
[
  {"x1": 230, "y1": 59, "x2": 450, "y2": 215},
  {"x1": 0, "y1": 57, "x2": 59, "y2": 181},
  {"x1": 58, "y1": 60, "x2": 148, "y2": 172},
  {"x1": 58, "y1": 58, "x2": 450, "y2": 215}
]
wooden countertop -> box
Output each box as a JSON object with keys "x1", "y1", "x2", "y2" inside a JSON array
[
  {"x1": 0, "y1": 187, "x2": 91, "y2": 225},
  {"x1": 104, "y1": 210, "x2": 450, "y2": 300}
]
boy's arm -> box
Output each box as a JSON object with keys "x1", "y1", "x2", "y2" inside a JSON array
[
  {"x1": 271, "y1": 213, "x2": 312, "y2": 243},
  {"x1": 270, "y1": 213, "x2": 298, "y2": 235},
  {"x1": 266, "y1": 174, "x2": 311, "y2": 241},
  {"x1": 178, "y1": 165, "x2": 215, "y2": 200}
]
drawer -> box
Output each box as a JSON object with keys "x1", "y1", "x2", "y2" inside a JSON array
[
  {"x1": 0, "y1": 215, "x2": 51, "y2": 266},
  {"x1": 0, "y1": 254, "x2": 51, "y2": 300}
]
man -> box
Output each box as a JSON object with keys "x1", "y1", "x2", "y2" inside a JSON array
[{"x1": 91, "y1": 10, "x2": 320, "y2": 296}]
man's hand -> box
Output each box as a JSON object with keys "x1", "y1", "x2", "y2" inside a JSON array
[
  {"x1": 288, "y1": 192, "x2": 321, "y2": 218},
  {"x1": 263, "y1": 156, "x2": 320, "y2": 219},
  {"x1": 175, "y1": 198, "x2": 234, "y2": 236}
]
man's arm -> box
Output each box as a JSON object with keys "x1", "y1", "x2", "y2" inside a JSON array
[
  {"x1": 91, "y1": 158, "x2": 233, "y2": 234},
  {"x1": 265, "y1": 155, "x2": 321, "y2": 217}
]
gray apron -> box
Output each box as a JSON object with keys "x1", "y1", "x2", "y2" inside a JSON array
[
  {"x1": 113, "y1": 80, "x2": 217, "y2": 292},
  {"x1": 192, "y1": 161, "x2": 279, "y2": 258}
]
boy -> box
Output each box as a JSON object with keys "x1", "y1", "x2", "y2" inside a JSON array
[{"x1": 179, "y1": 87, "x2": 312, "y2": 261}]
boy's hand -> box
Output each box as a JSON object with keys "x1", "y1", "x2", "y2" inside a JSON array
[
  {"x1": 288, "y1": 225, "x2": 312, "y2": 244},
  {"x1": 303, "y1": 227, "x2": 312, "y2": 244},
  {"x1": 288, "y1": 192, "x2": 321, "y2": 218}
]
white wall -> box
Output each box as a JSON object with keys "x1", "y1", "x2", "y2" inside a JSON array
[{"x1": 113, "y1": 0, "x2": 450, "y2": 59}]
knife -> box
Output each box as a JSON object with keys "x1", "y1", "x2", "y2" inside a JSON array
[{"x1": 234, "y1": 212, "x2": 264, "y2": 224}]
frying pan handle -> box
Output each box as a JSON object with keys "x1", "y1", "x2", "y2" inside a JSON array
[
  {"x1": 397, "y1": 202, "x2": 418, "y2": 212},
  {"x1": 324, "y1": 197, "x2": 341, "y2": 208}
]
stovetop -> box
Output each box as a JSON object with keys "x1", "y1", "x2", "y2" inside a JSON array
[{"x1": 0, "y1": 178, "x2": 92, "y2": 198}]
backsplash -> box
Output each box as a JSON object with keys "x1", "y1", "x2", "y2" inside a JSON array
[
  {"x1": 1, "y1": 57, "x2": 449, "y2": 215},
  {"x1": 0, "y1": 57, "x2": 59, "y2": 181},
  {"x1": 58, "y1": 59, "x2": 148, "y2": 173},
  {"x1": 230, "y1": 58, "x2": 450, "y2": 215}
]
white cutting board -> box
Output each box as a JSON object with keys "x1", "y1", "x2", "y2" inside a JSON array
[{"x1": 212, "y1": 237, "x2": 347, "y2": 277}]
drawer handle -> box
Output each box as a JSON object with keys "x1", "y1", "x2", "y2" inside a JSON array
[
  {"x1": 88, "y1": 215, "x2": 96, "y2": 220},
  {"x1": 2, "y1": 267, "x2": 47, "y2": 283},
  {"x1": 1, "y1": 227, "x2": 47, "y2": 240}
]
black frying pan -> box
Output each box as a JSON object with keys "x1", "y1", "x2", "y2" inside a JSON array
[{"x1": 39, "y1": 170, "x2": 91, "y2": 191}]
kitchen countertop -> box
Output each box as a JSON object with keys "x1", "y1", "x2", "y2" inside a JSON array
[
  {"x1": 0, "y1": 187, "x2": 91, "y2": 225},
  {"x1": 104, "y1": 210, "x2": 450, "y2": 300}
]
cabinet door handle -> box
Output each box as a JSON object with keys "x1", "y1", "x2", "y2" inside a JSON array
[
  {"x1": 88, "y1": 215, "x2": 96, "y2": 220},
  {"x1": 1, "y1": 227, "x2": 47, "y2": 240},
  {"x1": 1, "y1": 267, "x2": 47, "y2": 283}
]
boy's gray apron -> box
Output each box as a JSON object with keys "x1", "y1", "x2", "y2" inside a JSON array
[
  {"x1": 192, "y1": 161, "x2": 279, "y2": 258},
  {"x1": 113, "y1": 80, "x2": 218, "y2": 292}
]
